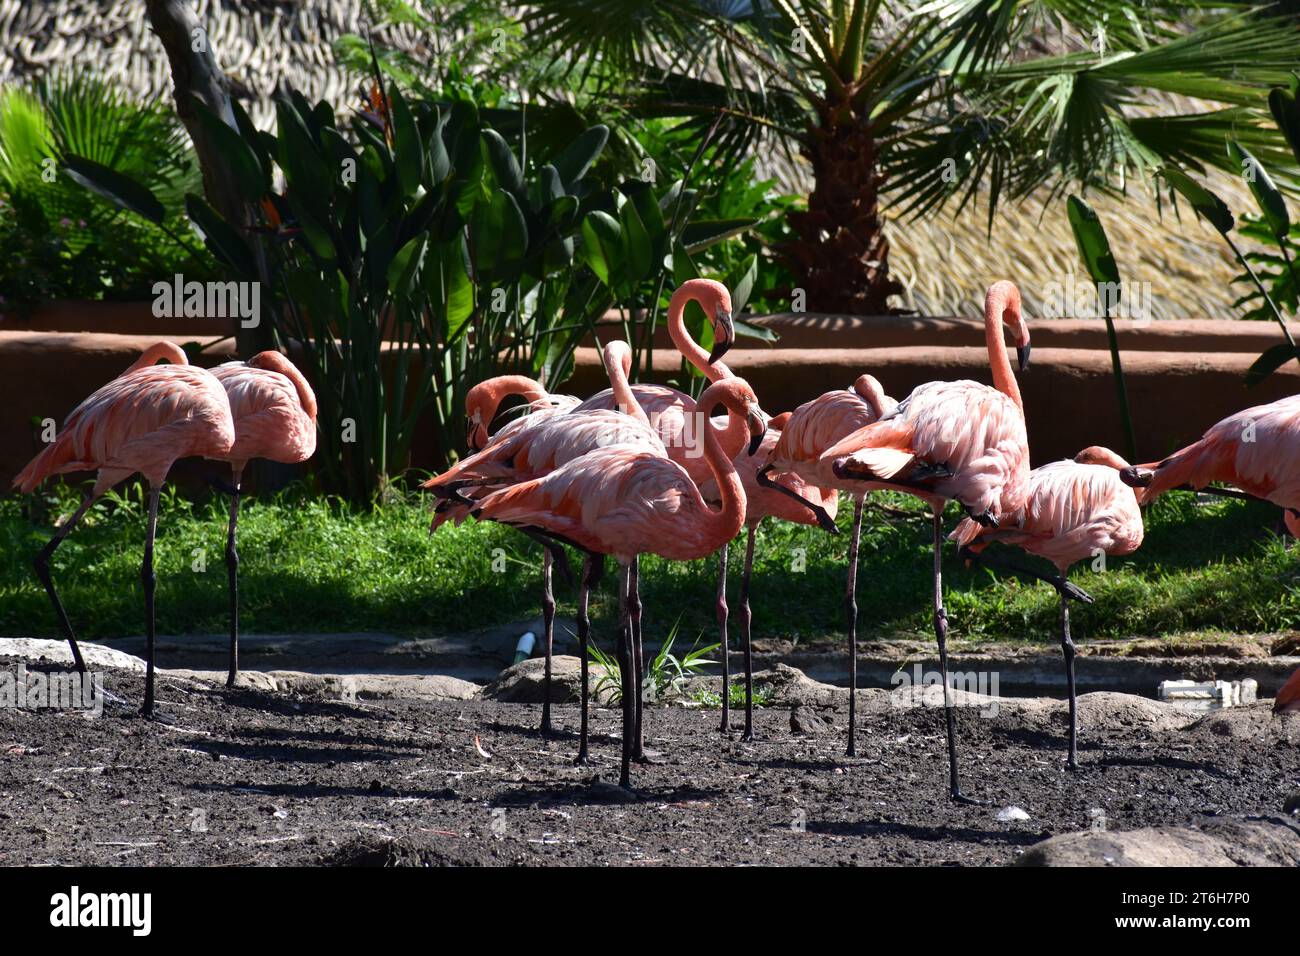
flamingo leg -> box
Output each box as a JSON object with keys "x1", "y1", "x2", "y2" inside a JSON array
[
  {"x1": 33, "y1": 490, "x2": 99, "y2": 673},
  {"x1": 141, "y1": 485, "x2": 161, "y2": 719},
  {"x1": 575, "y1": 553, "x2": 600, "y2": 766},
  {"x1": 618, "y1": 562, "x2": 634, "y2": 790},
  {"x1": 717, "y1": 542, "x2": 730, "y2": 734},
  {"x1": 740, "y1": 522, "x2": 757, "y2": 742},
  {"x1": 932, "y1": 509, "x2": 974, "y2": 802},
  {"x1": 845, "y1": 496, "x2": 863, "y2": 757},
  {"x1": 630, "y1": 555, "x2": 646, "y2": 761},
  {"x1": 540, "y1": 548, "x2": 555, "y2": 736},
  {"x1": 224, "y1": 469, "x2": 242, "y2": 689},
  {"x1": 1060, "y1": 589, "x2": 1079, "y2": 770},
  {"x1": 756, "y1": 465, "x2": 838, "y2": 534}
]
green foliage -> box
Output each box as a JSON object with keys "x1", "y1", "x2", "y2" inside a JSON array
[
  {"x1": 526, "y1": 1, "x2": 1300, "y2": 230},
  {"x1": 586, "y1": 618, "x2": 718, "y2": 704},
  {"x1": 6, "y1": 482, "x2": 1299, "y2": 650},
  {"x1": 0, "y1": 75, "x2": 212, "y2": 311},
  {"x1": 61, "y1": 63, "x2": 753, "y2": 501}
]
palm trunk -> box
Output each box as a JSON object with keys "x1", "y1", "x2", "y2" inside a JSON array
[{"x1": 782, "y1": 104, "x2": 902, "y2": 315}]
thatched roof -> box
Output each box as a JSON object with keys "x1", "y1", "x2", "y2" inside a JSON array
[{"x1": 0, "y1": 1, "x2": 1263, "y2": 320}]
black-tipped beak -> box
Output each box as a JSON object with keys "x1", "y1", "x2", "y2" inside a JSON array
[
  {"x1": 708, "y1": 309, "x2": 734, "y2": 365},
  {"x1": 1017, "y1": 343, "x2": 1031, "y2": 372},
  {"x1": 1119, "y1": 466, "x2": 1152, "y2": 488},
  {"x1": 745, "y1": 408, "x2": 766, "y2": 455}
]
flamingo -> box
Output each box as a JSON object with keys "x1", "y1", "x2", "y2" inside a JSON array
[
  {"x1": 209, "y1": 352, "x2": 318, "y2": 687},
  {"x1": 574, "y1": 279, "x2": 740, "y2": 485},
  {"x1": 12, "y1": 341, "x2": 235, "y2": 717},
  {"x1": 464, "y1": 375, "x2": 580, "y2": 453},
  {"x1": 701, "y1": 413, "x2": 838, "y2": 738},
  {"x1": 1119, "y1": 395, "x2": 1300, "y2": 536},
  {"x1": 471, "y1": 377, "x2": 767, "y2": 789},
  {"x1": 458, "y1": 279, "x2": 739, "y2": 484},
  {"x1": 427, "y1": 341, "x2": 665, "y2": 746},
  {"x1": 1276, "y1": 667, "x2": 1300, "y2": 714},
  {"x1": 759, "y1": 374, "x2": 897, "y2": 753},
  {"x1": 818, "y1": 281, "x2": 1032, "y2": 800},
  {"x1": 951, "y1": 445, "x2": 1144, "y2": 768}
]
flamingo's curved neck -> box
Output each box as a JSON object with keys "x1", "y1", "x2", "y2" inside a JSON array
[
  {"x1": 603, "y1": 344, "x2": 651, "y2": 428},
  {"x1": 984, "y1": 293, "x2": 1023, "y2": 412},
  {"x1": 252, "y1": 351, "x2": 318, "y2": 420},
  {"x1": 696, "y1": 384, "x2": 747, "y2": 544},
  {"x1": 126, "y1": 341, "x2": 188, "y2": 375},
  {"x1": 481, "y1": 375, "x2": 549, "y2": 423},
  {"x1": 667, "y1": 289, "x2": 729, "y2": 383}
]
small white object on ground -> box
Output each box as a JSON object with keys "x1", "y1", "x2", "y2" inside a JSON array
[
  {"x1": 997, "y1": 805, "x2": 1031, "y2": 823},
  {"x1": 513, "y1": 632, "x2": 537, "y2": 665},
  {"x1": 1157, "y1": 678, "x2": 1257, "y2": 711}
]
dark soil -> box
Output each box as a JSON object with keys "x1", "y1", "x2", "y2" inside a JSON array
[{"x1": 2, "y1": 657, "x2": 1297, "y2": 866}]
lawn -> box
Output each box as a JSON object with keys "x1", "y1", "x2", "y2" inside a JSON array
[{"x1": 1, "y1": 481, "x2": 1297, "y2": 649}]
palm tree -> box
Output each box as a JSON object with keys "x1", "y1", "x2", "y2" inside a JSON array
[{"x1": 526, "y1": 1, "x2": 1300, "y2": 313}]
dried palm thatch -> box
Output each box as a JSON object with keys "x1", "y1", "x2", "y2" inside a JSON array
[{"x1": 0, "y1": 0, "x2": 1267, "y2": 319}]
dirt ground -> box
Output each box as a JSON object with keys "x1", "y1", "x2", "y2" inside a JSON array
[{"x1": 2, "y1": 656, "x2": 1298, "y2": 866}]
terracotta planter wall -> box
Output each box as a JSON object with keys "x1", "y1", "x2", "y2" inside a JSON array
[{"x1": 4, "y1": 313, "x2": 1299, "y2": 488}]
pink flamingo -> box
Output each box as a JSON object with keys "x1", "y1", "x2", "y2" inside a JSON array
[
  {"x1": 461, "y1": 279, "x2": 739, "y2": 484},
  {"x1": 1120, "y1": 395, "x2": 1300, "y2": 535},
  {"x1": 819, "y1": 281, "x2": 1031, "y2": 799},
  {"x1": 12, "y1": 342, "x2": 235, "y2": 717},
  {"x1": 758, "y1": 374, "x2": 897, "y2": 754},
  {"x1": 951, "y1": 446, "x2": 1144, "y2": 768},
  {"x1": 427, "y1": 341, "x2": 664, "y2": 745},
  {"x1": 574, "y1": 279, "x2": 740, "y2": 484},
  {"x1": 701, "y1": 412, "x2": 840, "y2": 738},
  {"x1": 209, "y1": 352, "x2": 318, "y2": 687},
  {"x1": 472, "y1": 377, "x2": 766, "y2": 788},
  {"x1": 1276, "y1": 667, "x2": 1300, "y2": 714},
  {"x1": 464, "y1": 376, "x2": 580, "y2": 453}
]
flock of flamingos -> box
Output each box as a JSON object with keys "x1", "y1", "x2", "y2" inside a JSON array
[{"x1": 13, "y1": 278, "x2": 1300, "y2": 798}]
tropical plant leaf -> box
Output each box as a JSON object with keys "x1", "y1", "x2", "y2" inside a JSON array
[{"x1": 62, "y1": 154, "x2": 165, "y2": 224}]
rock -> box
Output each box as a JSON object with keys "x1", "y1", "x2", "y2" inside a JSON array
[
  {"x1": 1186, "y1": 703, "x2": 1300, "y2": 745},
  {"x1": 997, "y1": 806, "x2": 1031, "y2": 823},
  {"x1": 0, "y1": 638, "x2": 147, "y2": 674},
  {"x1": 790, "y1": 704, "x2": 831, "y2": 736},
  {"x1": 761, "y1": 663, "x2": 845, "y2": 709},
  {"x1": 480, "y1": 656, "x2": 608, "y2": 704},
  {"x1": 1019, "y1": 817, "x2": 1300, "y2": 866}
]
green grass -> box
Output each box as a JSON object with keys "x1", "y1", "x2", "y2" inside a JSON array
[{"x1": 2, "y1": 481, "x2": 1298, "y2": 647}]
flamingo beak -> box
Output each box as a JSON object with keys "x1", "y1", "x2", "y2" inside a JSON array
[
  {"x1": 708, "y1": 308, "x2": 734, "y2": 365},
  {"x1": 745, "y1": 406, "x2": 766, "y2": 455},
  {"x1": 1119, "y1": 466, "x2": 1153, "y2": 488},
  {"x1": 1016, "y1": 343, "x2": 1031, "y2": 372}
]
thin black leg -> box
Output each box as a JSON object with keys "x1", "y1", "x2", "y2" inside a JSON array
[
  {"x1": 932, "y1": 509, "x2": 970, "y2": 802},
  {"x1": 540, "y1": 548, "x2": 555, "y2": 736},
  {"x1": 717, "y1": 542, "x2": 730, "y2": 734},
  {"x1": 1061, "y1": 589, "x2": 1079, "y2": 770},
  {"x1": 740, "y1": 522, "x2": 757, "y2": 742},
  {"x1": 141, "y1": 485, "x2": 161, "y2": 719},
  {"x1": 845, "y1": 496, "x2": 863, "y2": 757},
  {"x1": 757, "y1": 465, "x2": 838, "y2": 534},
  {"x1": 630, "y1": 555, "x2": 646, "y2": 761},
  {"x1": 575, "y1": 553, "x2": 596, "y2": 766},
  {"x1": 33, "y1": 490, "x2": 98, "y2": 673},
  {"x1": 618, "y1": 563, "x2": 633, "y2": 790},
  {"x1": 225, "y1": 472, "x2": 242, "y2": 688}
]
